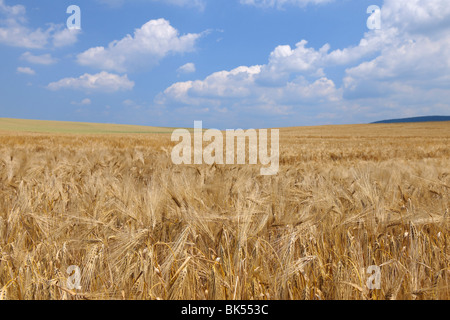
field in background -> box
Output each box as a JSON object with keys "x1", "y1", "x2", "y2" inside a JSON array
[
  {"x1": 0, "y1": 120, "x2": 449, "y2": 300},
  {"x1": 0, "y1": 118, "x2": 176, "y2": 134}
]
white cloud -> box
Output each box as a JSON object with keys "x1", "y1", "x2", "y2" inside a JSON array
[
  {"x1": 0, "y1": 1, "x2": 80, "y2": 49},
  {"x1": 344, "y1": 37, "x2": 450, "y2": 90},
  {"x1": 77, "y1": 19, "x2": 202, "y2": 73},
  {"x1": 381, "y1": 0, "x2": 450, "y2": 36},
  {"x1": 240, "y1": 0, "x2": 334, "y2": 9},
  {"x1": 161, "y1": 66, "x2": 261, "y2": 103},
  {"x1": 257, "y1": 28, "x2": 398, "y2": 85},
  {"x1": 177, "y1": 62, "x2": 196, "y2": 74},
  {"x1": 21, "y1": 52, "x2": 57, "y2": 65},
  {"x1": 342, "y1": 0, "x2": 450, "y2": 106},
  {"x1": 47, "y1": 72, "x2": 134, "y2": 93},
  {"x1": 0, "y1": 0, "x2": 49, "y2": 48},
  {"x1": 157, "y1": 35, "x2": 373, "y2": 113},
  {"x1": 157, "y1": 0, "x2": 450, "y2": 123},
  {"x1": 157, "y1": 64, "x2": 340, "y2": 114},
  {"x1": 16, "y1": 66, "x2": 35, "y2": 75},
  {"x1": 0, "y1": 0, "x2": 26, "y2": 21},
  {"x1": 53, "y1": 28, "x2": 80, "y2": 47}
]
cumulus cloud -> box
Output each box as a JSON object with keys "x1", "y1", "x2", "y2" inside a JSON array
[
  {"x1": 47, "y1": 72, "x2": 134, "y2": 92},
  {"x1": 157, "y1": 64, "x2": 340, "y2": 114},
  {"x1": 343, "y1": 0, "x2": 450, "y2": 105},
  {"x1": 257, "y1": 27, "x2": 399, "y2": 85},
  {"x1": 16, "y1": 66, "x2": 35, "y2": 75},
  {"x1": 381, "y1": 0, "x2": 450, "y2": 36},
  {"x1": 0, "y1": 0, "x2": 80, "y2": 49},
  {"x1": 21, "y1": 52, "x2": 57, "y2": 65},
  {"x1": 0, "y1": 0, "x2": 50, "y2": 48},
  {"x1": 161, "y1": 66, "x2": 262, "y2": 102},
  {"x1": 344, "y1": 37, "x2": 450, "y2": 92},
  {"x1": 157, "y1": 0, "x2": 450, "y2": 123},
  {"x1": 77, "y1": 19, "x2": 202, "y2": 73},
  {"x1": 52, "y1": 28, "x2": 80, "y2": 47},
  {"x1": 0, "y1": 0, "x2": 25, "y2": 16}
]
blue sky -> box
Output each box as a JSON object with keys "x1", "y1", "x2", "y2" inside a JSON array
[{"x1": 1, "y1": 0, "x2": 449, "y2": 129}]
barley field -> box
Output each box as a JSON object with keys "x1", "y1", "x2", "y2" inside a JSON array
[{"x1": 0, "y1": 120, "x2": 449, "y2": 300}]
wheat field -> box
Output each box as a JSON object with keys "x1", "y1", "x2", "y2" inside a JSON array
[{"x1": 0, "y1": 121, "x2": 449, "y2": 300}]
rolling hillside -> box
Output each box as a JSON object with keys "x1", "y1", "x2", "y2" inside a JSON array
[{"x1": 372, "y1": 115, "x2": 450, "y2": 124}]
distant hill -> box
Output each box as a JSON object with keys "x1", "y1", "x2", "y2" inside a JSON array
[{"x1": 372, "y1": 116, "x2": 450, "y2": 124}]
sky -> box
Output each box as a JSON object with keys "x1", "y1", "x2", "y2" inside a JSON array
[{"x1": 0, "y1": 0, "x2": 449, "y2": 129}]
